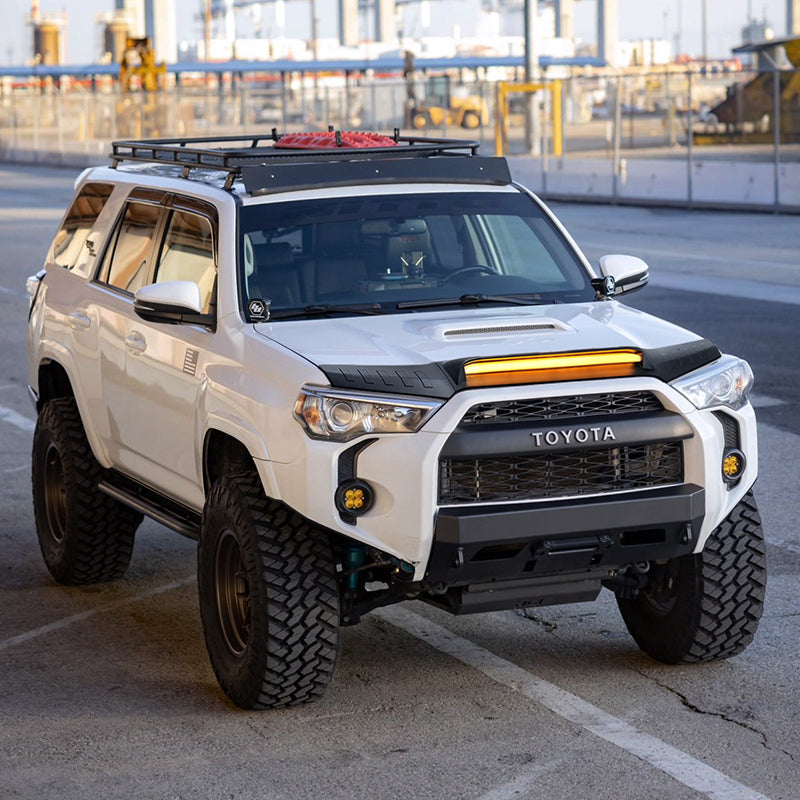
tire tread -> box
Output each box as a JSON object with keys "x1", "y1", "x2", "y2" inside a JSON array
[
  {"x1": 618, "y1": 490, "x2": 765, "y2": 663},
  {"x1": 683, "y1": 493, "x2": 766, "y2": 662},
  {"x1": 32, "y1": 397, "x2": 141, "y2": 584},
  {"x1": 199, "y1": 471, "x2": 339, "y2": 709}
]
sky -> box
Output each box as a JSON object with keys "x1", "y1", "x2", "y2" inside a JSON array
[{"x1": 0, "y1": 0, "x2": 789, "y2": 65}]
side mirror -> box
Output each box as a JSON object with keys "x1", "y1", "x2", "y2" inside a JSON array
[
  {"x1": 593, "y1": 254, "x2": 649, "y2": 298},
  {"x1": 134, "y1": 280, "x2": 214, "y2": 328}
]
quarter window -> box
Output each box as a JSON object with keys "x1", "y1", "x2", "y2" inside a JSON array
[{"x1": 49, "y1": 182, "x2": 113, "y2": 272}]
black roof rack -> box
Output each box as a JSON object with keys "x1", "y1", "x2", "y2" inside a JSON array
[{"x1": 108, "y1": 130, "x2": 510, "y2": 193}]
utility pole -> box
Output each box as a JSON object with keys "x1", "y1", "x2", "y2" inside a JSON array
[
  {"x1": 311, "y1": 0, "x2": 320, "y2": 120},
  {"x1": 597, "y1": 0, "x2": 618, "y2": 66},
  {"x1": 310, "y1": 0, "x2": 319, "y2": 61},
  {"x1": 701, "y1": 0, "x2": 707, "y2": 67},
  {"x1": 204, "y1": 0, "x2": 211, "y2": 61},
  {"x1": 554, "y1": 0, "x2": 574, "y2": 39},
  {"x1": 789, "y1": 0, "x2": 800, "y2": 35},
  {"x1": 524, "y1": 0, "x2": 540, "y2": 155}
]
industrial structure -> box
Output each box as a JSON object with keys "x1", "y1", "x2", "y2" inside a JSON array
[
  {"x1": 23, "y1": 0, "x2": 624, "y2": 67},
  {"x1": 691, "y1": 1, "x2": 800, "y2": 146},
  {"x1": 554, "y1": 0, "x2": 616, "y2": 64},
  {"x1": 111, "y1": 0, "x2": 176, "y2": 63},
  {"x1": 17, "y1": 0, "x2": 800, "y2": 71},
  {"x1": 790, "y1": 0, "x2": 800, "y2": 35},
  {"x1": 29, "y1": 1, "x2": 67, "y2": 66}
]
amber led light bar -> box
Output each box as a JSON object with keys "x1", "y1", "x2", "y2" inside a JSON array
[{"x1": 464, "y1": 349, "x2": 642, "y2": 387}]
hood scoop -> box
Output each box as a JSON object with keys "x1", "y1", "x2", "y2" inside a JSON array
[{"x1": 442, "y1": 320, "x2": 569, "y2": 338}]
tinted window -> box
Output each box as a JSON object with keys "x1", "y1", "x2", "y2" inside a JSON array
[
  {"x1": 104, "y1": 202, "x2": 161, "y2": 294},
  {"x1": 485, "y1": 215, "x2": 569, "y2": 284},
  {"x1": 238, "y1": 191, "x2": 593, "y2": 317},
  {"x1": 154, "y1": 210, "x2": 217, "y2": 314},
  {"x1": 49, "y1": 182, "x2": 113, "y2": 271}
]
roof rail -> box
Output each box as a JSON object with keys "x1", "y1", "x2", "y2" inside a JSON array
[{"x1": 109, "y1": 130, "x2": 483, "y2": 191}]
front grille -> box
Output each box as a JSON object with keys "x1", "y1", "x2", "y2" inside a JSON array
[
  {"x1": 461, "y1": 391, "x2": 663, "y2": 426},
  {"x1": 439, "y1": 441, "x2": 683, "y2": 504}
]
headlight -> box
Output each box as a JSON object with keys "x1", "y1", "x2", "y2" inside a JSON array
[
  {"x1": 294, "y1": 386, "x2": 442, "y2": 442},
  {"x1": 671, "y1": 355, "x2": 753, "y2": 411}
]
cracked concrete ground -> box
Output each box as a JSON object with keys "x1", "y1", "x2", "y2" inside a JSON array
[{"x1": 636, "y1": 669, "x2": 795, "y2": 761}]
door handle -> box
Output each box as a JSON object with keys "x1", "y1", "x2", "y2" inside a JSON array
[
  {"x1": 126, "y1": 330, "x2": 147, "y2": 355},
  {"x1": 68, "y1": 311, "x2": 91, "y2": 331}
]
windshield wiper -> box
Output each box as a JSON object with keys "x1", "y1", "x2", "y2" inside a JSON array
[
  {"x1": 396, "y1": 294, "x2": 545, "y2": 310},
  {"x1": 268, "y1": 303, "x2": 386, "y2": 320}
]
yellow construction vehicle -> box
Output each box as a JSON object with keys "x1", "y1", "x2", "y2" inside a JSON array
[
  {"x1": 120, "y1": 36, "x2": 167, "y2": 93},
  {"x1": 697, "y1": 36, "x2": 800, "y2": 144},
  {"x1": 410, "y1": 75, "x2": 489, "y2": 130},
  {"x1": 117, "y1": 37, "x2": 168, "y2": 139}
]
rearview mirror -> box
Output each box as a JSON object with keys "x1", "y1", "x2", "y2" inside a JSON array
[
  {"x1": 595, "y1": 254, "x2": 649, "y2": 297},
  {"x1": 134, "y1": 280, "x2": 214, "y2": 328}
]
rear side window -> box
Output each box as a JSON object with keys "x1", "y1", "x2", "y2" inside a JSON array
[
  {"x1": 49, "y1": 182, "x2": 113, "y2": 271},
  {"x1": 102, "y1": 202, "x2": 162, "y2": 295}
]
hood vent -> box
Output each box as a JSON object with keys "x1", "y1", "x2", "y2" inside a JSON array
[{"x1": 444, "y1": 322, "x2": 558, "y2": 337}]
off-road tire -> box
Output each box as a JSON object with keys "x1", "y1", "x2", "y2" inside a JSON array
[
  {"x1": 198, "y1": 472, "x2": 340, "y2": 709},
  {"x1": 411, "y1": 111, "x2": 428, "y2": 130},
  {"x1": 32, "y1": 397, "x2": 142, "y2": 584},
  {"x1": 461, "y1": 110, "x2": 481, "y2": 129},
  {"x1": 617, "y1": 491, "x2": 766, "y2": 663}
]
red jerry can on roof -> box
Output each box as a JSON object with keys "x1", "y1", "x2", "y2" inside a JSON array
[{"x1": 274, "y1": 131, "x2": 398, "y2": 149}]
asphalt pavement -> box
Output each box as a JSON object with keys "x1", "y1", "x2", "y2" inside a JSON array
[{"x1": 0, "y1": 163, "x2": 798, "y2": 800}]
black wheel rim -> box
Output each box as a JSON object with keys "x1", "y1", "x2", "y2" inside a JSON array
[
  {"x1": 43, "y1": 442, "x2": 67, "y2": 543},
  {"x1": 639, "y1": 562, "x2": 680, "y2": 616},
  {"x1": 215, "y1": 530, "x2": 251, "y2": 656}
]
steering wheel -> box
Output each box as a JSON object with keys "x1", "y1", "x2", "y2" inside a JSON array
[{"x1": 442, "y1": 265, "x2": 498, "y2": 283}]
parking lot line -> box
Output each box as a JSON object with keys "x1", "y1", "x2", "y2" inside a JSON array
[
  {"x1": 749, "y1": 394, "x2": 787, "y2": 409},
  {"x1": 0, "y1": 404, "x2": 35, "y2": 433},
  {"x1": 474, "y1": 758, "x2": 564, "y2": 800},
  {"x1": 378, "y1": 606, "x2": 772, "y2": 800},
  {"x1": 0, "y1": 577, "x2": 195, "y2": 654},
  {"x1": 590, "y1": 244, "x2": 791, "y2": 270},
  {"x1": 647, "y1": 272, "x2": 800, "y2": 306}
]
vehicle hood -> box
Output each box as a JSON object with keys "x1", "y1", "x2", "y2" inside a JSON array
[{"x1": 254, "y1": 302, "x2": 703, "y2": 368}]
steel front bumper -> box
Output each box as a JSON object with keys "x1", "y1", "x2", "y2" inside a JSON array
[{"x1": 423, "y1": 484, "x2": 705, "y2": 613}]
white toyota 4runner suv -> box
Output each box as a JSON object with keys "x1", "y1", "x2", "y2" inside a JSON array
[{"x1": 27, "y1": 132, "x2": 765, "y2": 709}]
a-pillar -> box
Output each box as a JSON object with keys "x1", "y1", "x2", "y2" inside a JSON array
[
  {"x1": 597, "y1": 0, "x2": 618, "y2": 66},
  {"x1": 554, "y1": 0, "x2": 574, "y2": 40}
]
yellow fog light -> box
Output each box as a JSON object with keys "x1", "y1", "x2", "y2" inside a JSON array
[
  {"x1": 335, "y1": 480, "x2": 374, "y2": 517},
  {"x1": 345, "y1": 488, "x2": 365, "y2": 509},
  {"x1": 722, "y1": 449, "x2": 745, "y2": 483}
]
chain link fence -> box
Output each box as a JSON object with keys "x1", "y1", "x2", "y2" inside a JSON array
[
  {"x1": 1, "y1": 69, "x2": 797, "y2": 211},
  {"x1": 507, "y1": 68, "x2": 800, "y2": 212}
]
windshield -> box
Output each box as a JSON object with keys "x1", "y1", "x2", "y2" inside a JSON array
[{"x1": 238, "y1": 190, "x2": 594, "y2": 320}]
